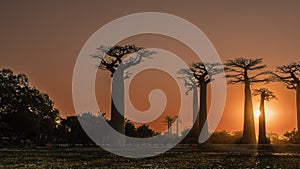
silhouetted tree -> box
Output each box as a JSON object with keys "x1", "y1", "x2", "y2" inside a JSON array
[
  {"x1": 273, "y1": 62, "x2": 300, "y2": 137},
  {"x1": 283, "y1": 128, "x2": 299, "y2": 143},
  {"x1": 190, "y1": 62, "x2": 223, "y2": 143},
  {"x1": 60, "y1": 116, "x2": 92, "y2": 146},
  {"x1": 163, "y1": 116, "x2": 176, "y2": 134},
  {"x1": 177, "y1": 68, "x2": 199, "y2": 139},
  {"x1": 253, "y1": 88, "x2": 276, "y2": 144},
  {"x1": 178, "y1": 62, "x2": 223, "y2": 143},
  {"x1": 136, "y1": 124, "x2": 156, "y2": 138},
  {"x1": 225, "y1": 58, "x2": 271, "y2": 144},
  {"x1": 125, "y1": 119, "x2": 136, "y2": 137},
  {"x1": 0, "y1": 68, "x2": 59, "y2": 145},
  {"x1": 92, "y1": 45, "x2": 154, "y2": 138}
]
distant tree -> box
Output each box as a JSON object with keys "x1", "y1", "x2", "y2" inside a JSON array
[
  {"x1": 209, "y1": 130, "x2": 243, "y2": 144},
  {"x1": 125, "y1": 119, "x2": 136, "y2": 137},
  {"x1": 268, "y1": 133, "x2": 287, "y2": 144},
  {"x1": 283, "y1": 128, "x2": 300, "y2": 144},
  {"x1": 225, "y1": 58, "x2": 271, "y2": 144},
  {"x1": 92, "y1": 45, "x2": 154, "y2": 138},
  {"x1": 60, "y1": 116, "x2": 92, "y2": 146},
  {"x1": 163, "y1": 116, "x2": 176, "y2": 134},
  {"x1": 273, "y1": 62, "x2": 300, "y2": 137},
  {"x1": 136, "y1": 124, "x2": 156, "y2": 138},
  {"x1": 253, "y1": 88, "x2": 276, "y2": 144}
]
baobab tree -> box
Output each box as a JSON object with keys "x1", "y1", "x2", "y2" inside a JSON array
[
  {"x1": 273, "y1": 62, "x2": 300, "y2": 137},
  {"x1": 225, "y1": 58, "x2": 271, "y2": 144},
  {"x1": 92, "y1": 45, "x2": 154, "y2": 135},
  {"x1": 163, "y1": 115, "x2": 176, "y2": 134},
  {"x1": 178, "y1": 62, "x2": 223, "y2": 143},
  {"x1": 191, "y1": 62, "x2": 224, "y2": 143},
  {"x1": 253, "y1": 88, "x2": 276, "y2": 144},
  {"x1": 177, "y1": 68, "x2": 199, "y2": 140}
]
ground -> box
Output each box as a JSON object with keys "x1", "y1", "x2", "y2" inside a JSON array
[{"x1": 0, "y1": 144, "x2": 300, "y2": 169}]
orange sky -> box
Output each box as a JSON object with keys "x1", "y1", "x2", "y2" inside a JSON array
[{"x1": 1, "y1": 1, "x2": 300, "y2": 135}]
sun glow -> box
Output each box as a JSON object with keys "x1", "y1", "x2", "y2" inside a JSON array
[
  {"x1": 254, "y1": 108, "x2": 272, "y2": 119},
  {"x1": 254, "y1": 109, "x2": 261, "y2": 118}
]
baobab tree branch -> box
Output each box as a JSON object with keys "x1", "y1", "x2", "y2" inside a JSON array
[
  {"x1": 92, "y1": 45, "x2": 155, "y2": 77},
  {"x1": 273, "y1": 62, "x2": 300, "y2": 90},
  {"x1": 249, "y1": 71, "x2": 272, "y2": 80},
  {"x1": 177, "y1": 69, "x2": 197, "y2": 95}
]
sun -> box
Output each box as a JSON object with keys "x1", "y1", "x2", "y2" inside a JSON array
[{"x1": 254, "y1": 109, "x2": 260, "y2": 118}]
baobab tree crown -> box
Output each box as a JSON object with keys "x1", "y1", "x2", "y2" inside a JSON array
[
  {"x1": 190, "y1": 62, "x2": 224, "y2": 86},
  {"x1": 253, "y1": 88, "x2": 277, "y2": 101},
  {"x1": 273, "y1": 62, "x2": 300, "y2": 90},
  {"x1": 225, "y1": 58, "x2": 271, "y2": 84},
  {"x1": 91, "y1": 44, "x2": 155, "y2": 77}
]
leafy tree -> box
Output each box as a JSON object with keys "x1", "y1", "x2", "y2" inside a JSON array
[
  {"x1": 0, "y1": 68, "x2": 59, "y2": 145},
  {"x1": 273, "y1": 62, "x2": 300, "y2": 136},
  {"x1": 125, "y1": 119, "x2": 136, "y2": 137},
  {"x1": 283, "y1": 128, "x2": 300, "y2": 144},
  {"x1": 209, "y1": 130, "x2": 243, "y2": 144},
  {"x1": 253, "y1": 88, "x2": 276, "y2": 144},
  {"x1": 64, "y1": 116, "x2": 90, "y2": 146},
  {"x1": 136, "y1": 124, "x2": 156, "y2": 138},
  {"x1": 225, "y1": 58, "x2": 271, "y2": 144}
]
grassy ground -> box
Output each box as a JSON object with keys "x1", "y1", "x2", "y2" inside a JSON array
[{"x1": 0, "y1": 145, "x2": 300, "y2": 169}]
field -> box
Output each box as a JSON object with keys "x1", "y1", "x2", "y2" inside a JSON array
[{"x1": 1, "y1": 145, "x2": 300, "y2": 169}]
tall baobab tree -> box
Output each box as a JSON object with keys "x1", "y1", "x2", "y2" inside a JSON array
[
  {"x1": 178, "y1": 62, "x2": 223, "y2": 143},
  {"x1": 177, "y1": 68, "x2": 199, "y2": 141},
  {"x1": 191, "y1": 62, "x2": 224, "y2": 143},
  {"x1": 163, "y1": 115, "x2": 176, "y2": 134},
  {"x1": 225, "y1": 58, "x2": 271, "y2": 144},
  {"x1": 273, "y1": 62, "x2": 300, "y2": 137},
  {"x1": 92, "y1": 45, "x2": 154, "y2": 136},
  {"x1": 253, "y1": 88, "x2": 276, "y2": 144}
]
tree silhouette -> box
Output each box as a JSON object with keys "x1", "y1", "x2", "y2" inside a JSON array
[
  {"x1": 273, "y1": 62, "x2": 300, "y2": 137},
  {"x1": 253, "y1": 88, "x2": 276, "y2": 144},
  {"x1": 136, "y1": 124, "x2": 156, "y2": 138},
  {"x1": 178, "y1": 62, "x2": 223, "y2": 143},
  {"x1": 0, "y1": 68, "x2": 59, "y2": 145},
  {"x1": 177, "y1": 68, "x2": 198, "y2": 139},
  {"x1": 92, "y1": 45, "x2": 154, "y2": 138},
  {"x1": 225, "y1": 58, "x2": 271, "y2": 144},
  {"x1": 125, "y1": 119, "x2": 136, "y2": 137},
  {"x1": 163, "y1": 116, "x2": 176, "y2": 134}
]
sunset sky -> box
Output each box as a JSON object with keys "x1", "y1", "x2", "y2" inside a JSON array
[{"x1": 1, "y1": 1, "x2": 300, "y2": 135}]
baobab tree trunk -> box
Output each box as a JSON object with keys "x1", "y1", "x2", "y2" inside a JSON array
[
  {"x1": 198, "y1": 83, "x2": 209, "y2": 144},
  {"x1": 110, "y1": 65, "x2": 125, "y2": 146},
  {"x1": 297, "y1": 84, "x2": 300, "y2": 137},
  {"x1": 241, "y1": 83, "x2": 256, "y2": 144},
  {"x1": 258, "y1": 94, "x2": 268, "y2": 144},
  {"x1": 193, "y1": 85, "x2": 199, "y2": 128},
  {"x1": 182, "y1": 86, "x2": 199, "y2": 144}
]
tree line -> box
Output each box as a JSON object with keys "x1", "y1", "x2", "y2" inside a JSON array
[
  {"x1": 1, "y1": 44, "x2": 299, "y2": 147},
  {"x1": 94, "y1": 44, "x2": 300, "y2": 145}
]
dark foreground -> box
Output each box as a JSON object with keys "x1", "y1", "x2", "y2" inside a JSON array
[{"x1": 1, "y1": 144, "x2": 300, "y2": 169}]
